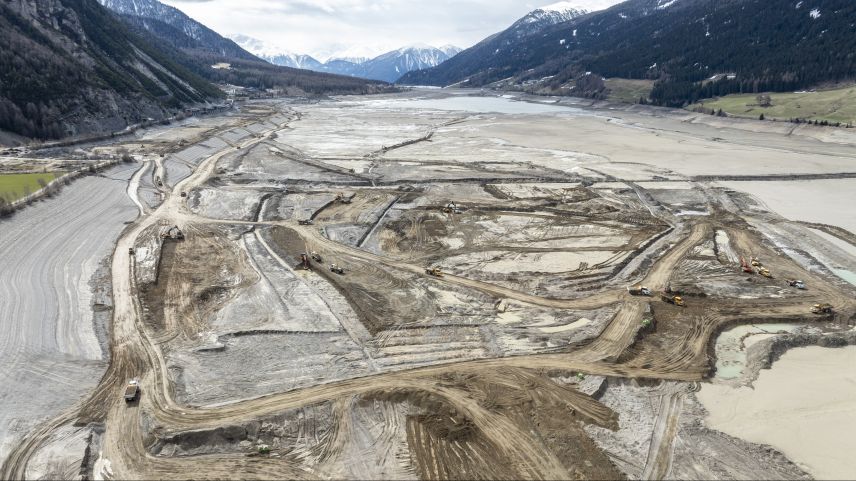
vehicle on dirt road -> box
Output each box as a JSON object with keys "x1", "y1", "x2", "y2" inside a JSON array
[
  {"x1": 426, "y1": 267, "x2": 444, "y2": 277},
  {"x1": 811, "y1": 303, "x2": 833, "y2": 314},
  {"x1": 786, "y1": 279, "x2": 806, "y2": 289},
  {"x1": 124, "y1": 379, "x2": 140, "y2": 402},
  {"x1": 310, "y1": 251, "x2": 322, "y2": 262},
  {"x1": 330, "y1": 264, "x2": 345, "y2": 275},
  {"x1": 628, "y1": 285, "x2": 652, "y2": 296}
]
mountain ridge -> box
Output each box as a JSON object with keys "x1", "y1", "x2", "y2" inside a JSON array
[{"x1": 231, "y1": 35, "x2": 462, "y2": 83}]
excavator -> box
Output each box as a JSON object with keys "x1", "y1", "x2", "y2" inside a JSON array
[
  {"x1": 811, "y1": 303, "x2": 833, "y2": 314},
  {"x1": 299, "y1": 254, "x2": 310, "y2": 270},
  {"x1": 661, "y1": 293, "x2": 685, "y2": 307},
  {"x1": 426, "y1": 266, "x2": 444, "y2": 277},
  {"x1": 740, "y1": 257, "x2": 755, "y2": 274}
]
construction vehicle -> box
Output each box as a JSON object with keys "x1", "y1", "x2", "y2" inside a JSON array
[
  {"x1": 180, "y1": 191, "x2": 187, "y2": 198},
  {"x1": 298, "y1": 219, "x2": 314, "y2": 226},
  {"x1": 310, "y1": 251, "x2": 322, "y2": 263},
  {"x1": 335, "y1": 192, "x2": 353, "y2": 204},
  {"x1": 750, "y1": 257, "x2": 762, "y2": 267},
  {"x1": 641, "y1": 318, "x2": 653, "y2": 328},
  {"x1": 159, "y1": 225, "x2": 184, "y2": 240},
  {"x1": 786, "y1": 279, "x2": 806, "y2": 290},
  {"x1": 442, "y1": 202, "x2": 462, "y2": 214},
  {"x1": 661, "y1": 293, "x2": 685, "y2": 307},
  {"x1": 811, "y1": 303, "x2": 833, "y2": 314},
  {"x1": 124, "y1": 378, "x2": 140, "y2": 402},
  {"x1": 628, "y1": 285, "x2": 652, "y2": 296},
  {"x1": 299, "y1": 254, "x2": 310, "y2": 270},
  {"x1": 740, "y1": 257, "x2": 754, "y2": 274},
  {"x1": 330, "y1": 264, "x2": 345, "y2": 275},
  {"x1": 128, "y1": 247, "x2": 135, "y2": 256},
  {"x1": 426, "y1": 266, "x2": 444, "y2": 277},
  {"x1": 758, "y1": 267, "x2": 773, "y2": 278}
]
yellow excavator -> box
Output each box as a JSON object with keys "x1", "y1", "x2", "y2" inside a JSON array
[{"x1": 661, "y1": 293, "x2": 685, "y2": 307}]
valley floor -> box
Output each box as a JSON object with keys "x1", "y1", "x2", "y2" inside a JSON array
[{"x1": 2, "y1": 89, "x2": 856, "y2": 480}]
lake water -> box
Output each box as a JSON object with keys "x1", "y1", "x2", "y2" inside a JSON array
[
  {"x1": 699, "y1": 345, "x2": 856, "y2": 479},
  {"x1": 363, "y1": 94, "x2": 584, "y2": 115}
]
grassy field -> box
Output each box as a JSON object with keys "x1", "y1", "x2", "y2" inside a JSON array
[
  {"x1": 605, "y1": 78, "x2": 654, "y2": 103},
  {"x1": 0, "y1": 172, "x2": 62, "y2": 203},
  {"x1": 689, "y1": 85, "x2": 856, "y2": 125}
]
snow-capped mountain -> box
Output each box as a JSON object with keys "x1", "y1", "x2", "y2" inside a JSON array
[
  {"x1": 229, "y1": 35, "x2": 324, "y2": 70},
  {"x1": 98, "y1": 0, "x2": 254, "y2": 59},
  {"x1": 230, "y1": 35, "x2": 460, "y2": 83},
  {"x1": 509, "y1": 1, "x2": 591, "y2": 36},
  {"x1": 360, "y1": 45, "x2": 462, "y2": 83}
]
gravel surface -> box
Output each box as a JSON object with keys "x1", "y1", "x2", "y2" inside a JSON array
[{"x1": 0, "y1": 163, "x2": 138, "y2": 464}]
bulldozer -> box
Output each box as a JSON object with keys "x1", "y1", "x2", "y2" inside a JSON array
[
  {"x1": 811, "y1": 303, "x2": 833, "y2": 314},
  {"x1": 628, "y1": 285, "x2": 652, "y2": 296},
  {"x1": 426, "y1": 267, "x2": 444, "y2": 278},
  {"x1": 661, "y1": 293, "x2": 685, "y2": 307}
]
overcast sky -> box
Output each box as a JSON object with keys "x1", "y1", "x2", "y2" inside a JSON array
[{"x1": 161, "y1": 0, "x2": 623, "y2": 60}]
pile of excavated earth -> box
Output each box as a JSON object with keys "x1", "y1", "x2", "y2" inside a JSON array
[{"x1": 2, "y1": 90, "x2": 856, "y2": 480}]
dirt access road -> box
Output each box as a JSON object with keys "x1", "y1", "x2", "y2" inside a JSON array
[{"x1": 4, "y1": 98, "x2": 856, "y2": 480}]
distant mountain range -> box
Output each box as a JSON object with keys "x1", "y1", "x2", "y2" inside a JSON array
[
  {"x1": 0, "y1": 0, "x2": 388, "y2": 141},
  {"x1": 98, "y1": 0, "x2": 388, "y2": 94},
  {"x1": 231, "y1": 35, "x2": 462, "y2": 83},
  {"x1": 401, "y1": 0, "x2": 856, "y2": 106}
]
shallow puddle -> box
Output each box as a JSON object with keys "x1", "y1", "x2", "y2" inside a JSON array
[{"x1": 713, "y1": 323, "x2": 802, "y2": 379}]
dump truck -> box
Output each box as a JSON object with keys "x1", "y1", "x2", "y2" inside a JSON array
[
  {"x1": 811, "y1": 303, "x2": 833, "y2": 314},
  {"x1": 298, "y1": 219, "x2": 314, "y2": 226},
  {"x1": 310, "y1": 251, "x2": 323, "y2": 263},
  {"x1": 758, "y1": 267, "x2": 773, "y2": 278},
  {"x1": 750, "y1": 257, "x2": 762, "y2": 267},
  {"x1": 128, "y1": 247, "x2": 135, "y2": 256},
  {"x1": 628, "y1": 285, "x2": 652, "y2": 296},
  {"x1": 426, "y1": 267, "x2": 444, "y2": 277},
  {"x1": 330, "y1": 264, "x2": 345, "y2": 275},
  {"x1": 661, "y1": 293, "x2": 685, "y2": 307},
  {"x1": 124, "y1": 379, "x2": 140, "y2": 402},
  {"x1": 786, "y1": 279, "x2": 806, "y2": 290}
]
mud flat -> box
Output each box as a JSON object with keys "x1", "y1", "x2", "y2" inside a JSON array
[
  {"x1": 720, "y1": 179, "x2": 856, "y2": 232},
  {"x1": 0, "y1": 163, "x2": 137, "y2": 464},
  {"x1": 698, "y1": 345, "x2": 856, "y2": 479}
]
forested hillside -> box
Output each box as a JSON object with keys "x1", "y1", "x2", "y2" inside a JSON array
[
  {"x1": 0, "y1": 0, "x2": 222, "y2": 140},
  {"x1": 402, "y1": 0, "x2": 856, "y2": 106}
]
